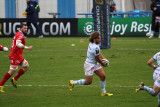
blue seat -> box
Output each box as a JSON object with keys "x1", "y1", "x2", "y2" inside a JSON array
[
  {"x1": 127, "y1": 11, "x2": 134, "y2": 17},
  {"x1": 133, "y1": 9, "x2": 142, "y2": 17},
  {"x1": 142, "y1": 11, "x2": 151, "y2": 17},
  {"x1": 112, "y1": 10, "x2": 123, "y2": 18}
]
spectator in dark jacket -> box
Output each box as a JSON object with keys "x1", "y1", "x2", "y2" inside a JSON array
[
  {"x1": 25, "y1": 0, "x2": 43, "y2": 38},
  {"x1": 33, "y1": 0, "x2": 40, "y2": 17},
  {"x1": 146, "y1": 0, "x2": 160, "y2": 38},
  {"x1": 110, "y1": 1, "x2": 116, "y2": 13}
]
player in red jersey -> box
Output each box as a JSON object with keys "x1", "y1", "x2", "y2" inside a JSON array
[
  {"x1": 0, "y1": 24, "x2": 33, "y2": 92},
  {"x1": 0, "y1": 45, "x2": 9, "y2": 52}
]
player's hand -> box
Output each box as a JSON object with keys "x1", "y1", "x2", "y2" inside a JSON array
[
  {"x1": 28, "y1": 46, "x2": 33, "y2": 51},
  {"x1": 3, "y1": 47, "x2": 9, "y2": 52},
  {"x1": 22, "y1": 12, "x2": 27, "y2": 17},
  {"x1": 101, "y1": 61, "x2": 107, "y2": 67},
  {"x1": 153, "y1": 65, "x2": 157, "y2": 70},
  {"x1": 154, "y1": 7, "x2": 157, "y2": 11}
]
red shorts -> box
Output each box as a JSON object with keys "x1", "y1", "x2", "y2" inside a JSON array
[{"x1": 9, "y1": 55, "x2": 24, "y2": 66}]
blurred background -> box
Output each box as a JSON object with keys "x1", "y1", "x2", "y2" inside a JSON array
[{"x1": 0, "y1": 0, "x2": 152, "y2": 18}]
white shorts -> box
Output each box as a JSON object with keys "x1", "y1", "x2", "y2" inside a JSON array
[
  {"x1": 155, "y1": 17, "x2": 160, "y2": 22},
  {"x1": 153, "y1": 70, "x2": 160, "y2": 88},
  {"x1": 84, "y1": 61, "x2": 102, "y2": 76},
  {"x1": 10, "y1": 59, "x2": 28, "y2": 70}
]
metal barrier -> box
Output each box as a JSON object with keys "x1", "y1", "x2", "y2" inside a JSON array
[{"x1": 77, "y1": 11, "x2": 153, "y2": 18}]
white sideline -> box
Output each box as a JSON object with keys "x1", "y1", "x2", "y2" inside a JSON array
[
  {"x1": 32, "y1": 48, "x2": 160, "y2": 52},
  {"x1": 4, "y1": 85, "x2": 152, "y2": 87}
]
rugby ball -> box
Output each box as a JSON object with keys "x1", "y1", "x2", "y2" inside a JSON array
[{"x1": 102, "y1": 59, "x2": 109, "y2": 67}]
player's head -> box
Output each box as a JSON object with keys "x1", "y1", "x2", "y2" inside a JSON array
[
  {"x1": 26, "y1": 0, "x2": 30, "y2": 2},
  {"x1": 89, "y1": 31, "x2": 101, "y2": 44},
  {"x1": 20, "y1": 24, "x2": 28, "y2": 34}
]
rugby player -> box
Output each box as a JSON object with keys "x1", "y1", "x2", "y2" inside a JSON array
[
  {"x1": 136, "y1": 52, "x2": 160, "y2": 106},
  {"x1": 0, "y1": 24, "x2": 33, "y2": 92},
  {"x1": 69, "y1": 31, "x2": 113, "y2": 96}
]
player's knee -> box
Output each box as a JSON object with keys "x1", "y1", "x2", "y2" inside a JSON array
[
  {"x1": 9, "y1": 65, "x2": 18, "y2": 75},
  {"x1": 8, "y1": 70, "x2": 16, "y2": 75},
  {"x1": 24, "y1": 64, "x2": 29, "y2": 71},
  {"x1": 100, "y1": 75, "x2": 106, "y2": 81},
  {"x1": 85, "y1": 81, "x2": 92, "y2": 85},
  {"x1": 21, "y1": 60, "x2": 29, "y2": 71}
]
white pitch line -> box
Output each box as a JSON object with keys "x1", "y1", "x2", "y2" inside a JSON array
[
  {"x1": 114, "y1": 39, "x2": 160, "y2": 42},
  {"x1": 32, "y1": 48, "x2": 160, "y2": 52},
  {"x1": 35, "y1": 49, "x2": 87, "y2": 52},
  {"x1": 4, "y1": 85, "x2": 152, "y2": 87},
  {"x1": 112, "y1": 48, "x2": 160, "y2": 51}
]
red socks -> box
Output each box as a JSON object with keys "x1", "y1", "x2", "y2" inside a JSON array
[
  {"x1": 0, "y1": 69, "x2": 25, "y2": 86},
  {"x1": 0, "y1": 72, "x2": 11, "y2": 86},
  {"x1": 14, "y1": 69, "x2": 25, "y2": 81}
]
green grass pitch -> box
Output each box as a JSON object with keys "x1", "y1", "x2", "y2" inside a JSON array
[{"x1": 0, "y1": 37, "x2": 159, "y2": 107}]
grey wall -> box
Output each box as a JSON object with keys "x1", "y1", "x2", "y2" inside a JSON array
[{"x1": 0, "y1": 0, "x2": 152, "y2": 18}]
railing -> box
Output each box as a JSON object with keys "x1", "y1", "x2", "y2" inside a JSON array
[
  {"x1": 48, "y1": 12, "x2": 61, "y2": 18},
  {"x1": 77, "y1": 11, "x2": 153, "y2": 18}
]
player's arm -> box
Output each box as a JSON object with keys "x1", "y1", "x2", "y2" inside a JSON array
[
  {"x1": 147, "y1": 58, "x2": 157, "y2": 70},
  {"x1": 99, "y1": 52, "x2": 109, "y2": 66},
  {"x1": 0, "y1": 45, "x2": 9, "y2": 52},
  {"x1": 16, "y1": 40, "x2": 33, "y2": 50},
  {"x1": 95, "y1": 55, "x2": 106, "y2": 67},
  {"x1": 94, "y1": 48, "x2": 106, "y2": 67}
]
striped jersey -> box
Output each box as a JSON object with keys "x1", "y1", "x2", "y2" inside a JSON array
[
  {"x1": 153, "y1": 52, "x2": 160, "y2": 70},
  {"x1": 85, "y1": 42, "x2": 100, "y2": 64}
]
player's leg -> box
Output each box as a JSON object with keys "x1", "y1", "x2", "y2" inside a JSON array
[
  {"x1": 73, "y1": 75, "x2": 92, "y2": 85},
  {"x1": 140, "y1": 84, "x2": 160, "y2": 96},
  {"x1": 32, "y1": 21, "x2": 43, "y2": 38},
  {"x1": 147, "y1": 14, "x2": 155, "y2": 37},
  {"x1": 0, "y1": 65, "x2": 17, "y2": 92},
  {"x1": 95, "y1": 68, "x2": 106, "y2": 92},
  {"x1": 69, "y1": 76, "x2": 92, "y2": 92},
  {"x1": 27, "y1": 21, "x2": 31, "y2": 29},
  {"x1": 158, "y1": 93, "x2": 160, "y2": 106},
  {"x1": 26, "y1": 21, "x2": 31, "y2": 37},
  {"x1": 11, "y1": 59, "x2": 29, "y2": 88},
  {"x1": 69, "y1": 62, "x2": 94, "y2": 91},
  {"x1": 136, "y1": 71, "x2": 160, "y2": 96},
  {"x1": 158, "y1": 22, "x2": 160, "y2": 38},
  {"x1": 149, "y1": 17, "x2": 157, "y2": 38},
  {"x1": 94, "y1": 67, "x2": 113, "y2": 96}
]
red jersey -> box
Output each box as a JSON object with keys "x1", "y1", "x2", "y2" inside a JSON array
[
  {"x1": 9, "y1": 31, "x2": 25, "y2": 65},
  {"x1": 0, "y1": 45, "x2": 3, "y2": 51}
]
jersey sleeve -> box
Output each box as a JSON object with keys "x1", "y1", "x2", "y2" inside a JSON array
[
  {"x1": 153, "y1": 52, "x2": 159, "y2": 61},
  {"x1": 93, "y1": 46, "x2": 100, "y2": 56},
  {"x1": 0, "y1": 45, "x2": 3, "y2": 51}
]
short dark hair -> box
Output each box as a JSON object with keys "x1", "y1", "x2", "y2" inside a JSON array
[
  {"x1": 20, "y1": 24, "x2": 27, "y2": 28},
  {"x1": 89, "y1": 31, "x2": 100, "y2": 43}
]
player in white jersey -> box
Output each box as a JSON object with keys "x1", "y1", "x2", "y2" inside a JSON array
[
  {"x1": 136, "y1": 52, "x2": 160, "y2": 106},
  {"x1": 69, "y1": 31, "x2": 113, "y2": 96}
]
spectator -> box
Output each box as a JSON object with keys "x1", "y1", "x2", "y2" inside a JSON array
[
  {"x1": 146, "y1": 0, "x2": 160, "y2": 38},
  {"x1": 33, "y1": 0, "x2": 40, "y2": 17},
  {"x1": 110, "y1": 1, "x2": 116, "y2": 13},
  {"x1": 25, "y1": 0, "x2": 43, "y2": 38}
]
